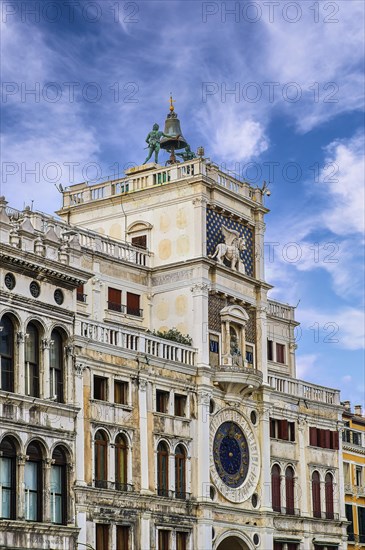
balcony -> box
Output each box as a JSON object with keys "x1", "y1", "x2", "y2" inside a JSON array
[
  {"x1": 268, "y1": 374, "x2": 340, "y2": 405},
  {"x1": 94, "y1": 480, "x2": 134, "y2": 492},
  {"x1": 213, "y1": 364, "x2": 263, "y2": 394},
  {"x1": 77, "y1": 319, "x2": 197, "y2": 366},
  {"x1": 107, "y1": 302, "x2": 143, "y2": 317}
]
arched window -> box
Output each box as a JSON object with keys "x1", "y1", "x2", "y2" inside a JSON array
[
  {"x1": 312, "y1": 471, "x2": 321, "y2": 518},
  {"x1": 25, "y1": 441, "x2": 43, "y2": 521},
  {"x1": 175, "y1": 445, "x2": 186, "y2": 499},
  {"x1": 157, "y1": 442, "x2": 169, "y2": 497},
  {"x1": 115, "y1": 434, "x2": 128, "y2": 491},
  {"x1": 271, "y1": 464, "x2": 281, "y2": 512},
  {"x1": 25, "y1": 323, "x2": 40, "y2": 397},
  {"x1": 285, "y1": 466, "x2": 295, "y2": 515},
  {"x1": 325, "y1": 472, "x2": 334, "y2": 519},
  {"x1": 0, "y1": 436, "x2": 17, "y2": 519},
  {"x1": 0, "y1": 315, "x2": 15, "y2": 392},
  {"x1": 94, "y1": 431, "x2": 108, "y2": 488},
  {"x1": 51, "y1": 446, "x2": 67, "y2": 525},
  {"x1": 50, "y1": 329, "x2": 64, "y2": 402}
]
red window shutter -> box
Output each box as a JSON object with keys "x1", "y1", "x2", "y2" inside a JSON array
[
  {"x1": 324, "y1": 430, "x2": 331, "y2": 449},
  {"x1": 126, "y1": 292, "x2": 140, "y2": 315},
  {"x1": 312, "y1": 471, "x2": 321, "y2": 517},
  {"x1": 285, "y1": 467, "x2": 295, "y2": 514},
  {"x1": 280, "y1": 420, "x2": 289, "y2": 441},
  {"x1": 309, "y1": 427, "x2": 317, "y2": 446},
  {"x1": 271, "y1": 465, "x2": 281, "y2": 512},
  {"x1": 108, "y1": 287, "x2": 121, "y2": 304},
  {"x1": 274, "y1": 543, "x2": 283, "y2": 550},
  {"x1": 330, "y1": 431, "x2": 339, "y2": 450},
  {"x1": 319, "y1": 429, "x2": 327, "y2": 448},
  {"x1": 325, "y1": 473, "x2": 334, "y2": 519},
  {"x1": 270, "y1": 418, "x2": 275, "y2": 438}
]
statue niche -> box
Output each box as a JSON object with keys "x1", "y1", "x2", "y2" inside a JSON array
[
  {"x1": 210, "y1": 225, "x2": 246, "y2": 273},
  {"x1": 220, "y1": 305, "x2": 249, "y2": 367}
]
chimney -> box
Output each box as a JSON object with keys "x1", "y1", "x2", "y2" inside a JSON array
[
  {"x1": 354, "y1": 405, "x2": 363, "y2": 417},
  {"x1": 343, "y1": 400, "x2": 351, "y2": 412}
]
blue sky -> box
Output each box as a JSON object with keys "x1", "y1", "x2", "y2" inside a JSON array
[{"x1": 1, "y1": 0, "x2": 364, "y2": 407}]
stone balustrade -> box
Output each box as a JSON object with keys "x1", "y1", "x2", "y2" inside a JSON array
[
  {"x1": 268, "y1": 374, "x2": 340, "y2": 405},
  {"x1": 77, "y1": 319, "x2": 197, "y2": 366}
]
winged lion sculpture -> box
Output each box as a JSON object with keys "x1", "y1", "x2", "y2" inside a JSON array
[{"x1": 209, "y1": 225, "x2": 246, "y2": 271}]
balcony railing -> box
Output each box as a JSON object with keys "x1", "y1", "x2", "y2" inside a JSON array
[
  {"x1": 107, "y1": 302, "x2": 143, "y2": 317},
  {"x1": 175, "y1": 491, "x2": 191, "y2": 501},
  {"x1": 94, "y1": 480, "x2": 134, "y2": 492},
  {"x1": 157, "y1": 488, "x2": 173, "y2": 498},
  {"x1": 115, "y1": 482, "x2": 134, "y2": 492},
  {"x1": 267, "y1": 300, "x2": 295, "y2": 320},
  {"x1": 77, "y1": 293, "x2": 87, "y2": 303},
  {"x1": 313, "y1": 511, "x2": 339, "y2": 521},
  {"x1": 268, "y1": 374, "x2": 340, "y2": 405},
  {"x1": 78, "y1": 320, "x2": 197, "y2": 366}
]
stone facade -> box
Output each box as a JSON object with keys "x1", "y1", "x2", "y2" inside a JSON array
[{"x1": 0, "y1": 158, "x2": 348, "y2": 550}]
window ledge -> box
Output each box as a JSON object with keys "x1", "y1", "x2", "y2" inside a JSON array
[
  {"x1": 153, "y1": 411, "x2": 190, "y2": 422},
  {"x1": 309, "y1": 445, "x2": 337, "y2": 452},
  {"x1": 270, "y1": 438, "x2": 296, "y2": 444},
  {"x1": 90, "y1": 399, "x2": 132, "y2": 411}
]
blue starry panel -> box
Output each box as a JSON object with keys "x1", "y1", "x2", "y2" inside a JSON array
[{"x1": 206, "y1": 209, "x2": 254, "y2": 277}]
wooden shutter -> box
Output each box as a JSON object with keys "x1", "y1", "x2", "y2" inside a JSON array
[
  {"x1": 312, "y1": 471, "x2": 321, "y2": 517},
  {"x1": 271, "y1": 465, "x2": 281, "y2": 512},
  {"x1": 331, "y1": 431, "x2": 339, "y2": 450},
  {"x1": 289, "y1": 422, "x2": 295, "y2": 442},
  {"x1": 325, "y1": 473, "x2": 334, "y2": 519},
  {"x1": 270, "y1": 418, "x2": 275, "y2": 438},
  {"x1": 108, "y1": 287, "x2": 121, "y2": 310},
  {"x1": 309, "y1": 426, "x2": 317, "y2": 446},
  {"x1": 280, "y1": 420, "x2": 289, "y2": 441},
  {"x1": 285, "y1": 467, "x2": 295, "y2": 514},
  {"x1": 319, "y1": 429, "x2": 326, "y2": 448},
  {"x1": 126, "y1": 292, "x2": 140, "y2": 315}
]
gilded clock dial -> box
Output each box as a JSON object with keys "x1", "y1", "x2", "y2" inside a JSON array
[{"x1": 213, "y1": 421, "x2": 249, "y2": 488}]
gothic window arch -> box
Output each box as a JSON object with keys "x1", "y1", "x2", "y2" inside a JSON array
[
  {"x1": 0, "y1": 314, "x2": 15, "y2": 392},
  {"x1": 25, "y1": 441, "x2": 44, "y2": 521},
  {"x1": 312, "y1": 470, "x2": 321, "y2": 518},
  {"x1": 271, "y1": 464, "x2": 281, "y2": 512},
  {"x1": 285, "y1": 465, "x2": 295, "y2": 515},
  {"x1": 0, "y1": 436, "x2": 17, "y2": 519},
  {"x1": 157, "y1": 441, "x2": 169, "y2": 497},
  {"x1": 50, "y1": 328, "x2": 64, "y2": 402},
  {"x1": 51, "y1": 446, "x2": 68, "y2": 524},
  {"x1": 94, "y1": 430, "x2": 108, "y2": 488},
  {"x1": 175, "y1": 444, "x2": 187, "y2": 499},
  {"x1": 115, "y1": 433, "x2": 128, "y2": 490},
  {"x1": 325, "y1": 472, "x2": 334, "y2": 519},
  {"x1": 25, "y1": 322, "x2": 40, "y2": 397}
]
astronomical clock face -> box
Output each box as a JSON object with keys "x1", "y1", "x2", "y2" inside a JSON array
[
  {"x1": 213, "y1": 422, "x2": 249, "y2": 488},
  {"x1": 210, "y1": 409, "x2": 260, "y2": 503}
]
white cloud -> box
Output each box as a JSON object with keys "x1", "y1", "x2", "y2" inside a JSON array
[
  {"x1": 297, "y1": 307, "x2": 365, "y2": 351},
  {"x1": 296, "y1": 353, "x2": 320, "y2": 380},
  {"x1": 320, "y1": 133, "x2": 365, "y2": 235}
]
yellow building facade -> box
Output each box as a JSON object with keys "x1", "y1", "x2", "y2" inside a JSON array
[{"x1": 343, "y1": 402, "x2": 365, "y2": 548}]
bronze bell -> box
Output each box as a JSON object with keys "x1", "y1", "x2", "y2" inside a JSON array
[{"x1": 160, "y1": 96, "x2": 188, "y2": 155}]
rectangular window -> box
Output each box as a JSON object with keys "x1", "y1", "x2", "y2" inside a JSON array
[
  {"x1": 174, "y1": 394, "x2": 187, "y2": 417},
  {"x1": 158, "y1": 530, "x2": 170, "y2": 550},
  {"x1": 353, "y1": 431, "x2": 361, "y2": 445},
  {"x1": 116, "y1": 525, "x2": 129, "y2": 550},
  {"x1": 346, "y1": 504, "x2": 355, "y2": 542},
  {"x1": 115, "y1": 381, "x2": 128, "y2": 405},
  {"x1": 344, "y1": 462, "x2": 350, "y2": 486},
  {"x1": 126, "y1": 292, "x2": 141, "y2": 316},
  {"x1": 358, "y1": 506, "x2": 365, "y2": 543},
  {"x1": 24, "y1": 461, "x2": 40, "y2": 521},
  {"x1": 356, "y1": 466, "x2": 363, "y2": 487},
  {"x1": 156, "y1": 390, "x2": 169, "y2": 414},
  {"x1": 76, "y1": 284, "x2": 86, "y2": 302},
  {"x1": 270, "y1": 419, "x2": 295, "y2": 442},
  {"x1": 276, "y1": 343, "x2": 285, "y2": 363},
  {"x1": 108, "y1": 287, "x2": 122, "y2": 312},
  {"x1": 176, "y1": 532, "x2": 187, "y2": 550},
  {"x1": 96, "y1": 524, "x2": 109, "y2": 550},
  {"x1": 131, "y1": 235, "x2": 147, "y2": 249},
  {"x1": 94, "y1": 376, "x2": 108, "y2": 401},
  {"x1": 267, "y1": 339, "x2": 273, "y2": 361},
  {"x1": 309, "y1": 427, "x2": 338, "y2": 449}
]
